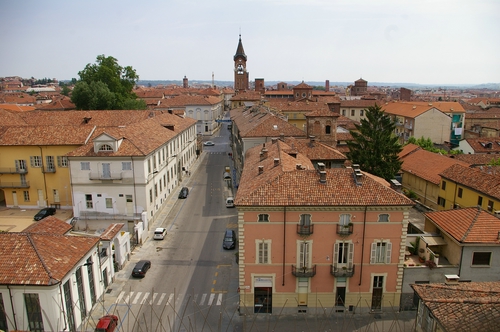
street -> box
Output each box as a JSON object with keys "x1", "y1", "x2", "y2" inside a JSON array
[{"x1": 88, "y1": 123, "x2": 241, "y2": 331}]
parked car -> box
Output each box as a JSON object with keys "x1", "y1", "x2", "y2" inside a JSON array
[
  {"x1": 223, "y1": 229, "x2": 237, "y2": 250},
  {"x1": 95, "y1": 314, "x2": 118, "y2": 332},
  {"x1": 131, "y1": 260, "x2": 151, "y2": 278},
  {"x1": 153, "y1": 227, "x2": 167, "y2": 240},
  {"x1": 226, "y1": 197, "x2": 235, "y2": 208},
  {"x1": 204, "y1": 141, "x2": 215, "y2": 146},
  {"x1": 178, "y1": 186, "x2": 189, "y2": 199},
  {"x1": 34, "y1": 207, "x2": 56, "y2": 221}
]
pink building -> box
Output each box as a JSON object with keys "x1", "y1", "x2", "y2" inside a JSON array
[{"x1": 235, "y1": 140, "x2": 414, "y2": 314}]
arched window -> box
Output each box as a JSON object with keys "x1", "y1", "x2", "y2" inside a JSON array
[
  {"x1": 325, "y1": 125, "x2": 331, "y2": 134},
  {"x1": 99, "y1": 144, "x2": 113, "y2": 152}
]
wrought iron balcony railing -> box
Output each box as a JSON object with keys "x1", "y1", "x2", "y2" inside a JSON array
[
  {"x1": 331, "y1": 264, "x2": 355, "y2": 277},
  {"x1": 297, "y1": 224, "x2": 314, "y2": 235},
  {"x1": 292, "y1": 265, "x2": 317, "y2": 278},
  {"x1": 336, "y1": 224, "x2": 353, "y2": 235}
]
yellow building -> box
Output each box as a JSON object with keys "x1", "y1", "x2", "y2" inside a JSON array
[
  {"x1": 0, "y1": 124, "x2": 93, "y2": 209},
  {"x1": 438, "y1": 163, "x2": 500, "y2": 212},
  {"x1": 399, "y1": 144, "x2": 470, "y2": 210}
]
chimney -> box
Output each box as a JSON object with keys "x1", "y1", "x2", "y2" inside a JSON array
[
  {"x1": 274, "y1": 158, "x2": 280, "y2": 167},
  {"x1": 258, "y1": 166, "x2": 264, "y2": 175},
  {"x1": 309, "y1": 135, "x2": 316, "y2": 146},
  {"x1": 280, "y1": 133, "x2": 285, "y2": 140},
  {"x1": 390, "y1": 179, "x2": 402, "y2": 191},
  {"x1": 317, "y1": 162, "x2": 325, "y2": 171},
  {"x1": 260, "y1": 148, "x2": 268, "y2": 161},
  {"x1": 271, "y1": 138, "x2": 278, "y2": 144},
  {"x1": 319, "y1": 171, "x2": 327, "y2": 183},
  {"x1": 296, "y1": 164, "x2": 302, "y2": 170},
  {"x1": 444, "y1": 274, "x2": 460, "y2": 285}
]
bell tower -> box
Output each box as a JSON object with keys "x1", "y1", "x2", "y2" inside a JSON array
[{"x1": 234, "y1": 34, "x2": 249, "y2": 93}]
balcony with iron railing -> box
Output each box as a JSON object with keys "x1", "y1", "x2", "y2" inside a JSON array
[
  {"x1": 331, "y1": 264, "x2": 355, "y2": 277},
  {"x1": 89, "y1": 172, "x2": 123, "y2": 180},
  {"x1": 0, "y1": 168, "x2": 28, "y2": 174},
  {"x1": 297, "y1": 224, "x2": 314, "y2": 235},
  {"x1": 292, "y1": 265, "x2": 317, "y2": 278},
  {"x1": 0, "y1": 181, "x2": 30, "y2": 188},
  {"x1": 336, "y1": 224, "x2": 353, "y2": 235}
]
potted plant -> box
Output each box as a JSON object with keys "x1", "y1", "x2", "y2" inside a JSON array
[{"x1": 418, "y1": 248, "x2": 425, "y2": 263}]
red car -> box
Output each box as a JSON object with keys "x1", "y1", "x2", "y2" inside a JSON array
[{"x1": 95, "y1": 315, "x2": 118, "y2": 332}]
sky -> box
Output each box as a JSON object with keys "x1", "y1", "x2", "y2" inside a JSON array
[{"x1": 0, "y1": 0, "x2": 499, "y2": 85}]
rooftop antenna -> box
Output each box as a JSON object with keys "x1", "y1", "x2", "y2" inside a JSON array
[{"x1": 212, "y1": 72, "x2": 214, "y2": 88}]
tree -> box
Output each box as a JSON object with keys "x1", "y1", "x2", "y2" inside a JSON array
[
  {"x1": 346, "y1": 104, "x2": 402, "y2": 180},
  {"x1": 71, "y1": 55, "x2": 146, "y2": 110}
]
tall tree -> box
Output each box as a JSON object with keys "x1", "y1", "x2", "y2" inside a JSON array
[
  {"x1": 71, "y1": 55, "x2": 146, "y2": 110},
  {"x1": 346, "y1": 104, "x2": 402, "y2": 180}
]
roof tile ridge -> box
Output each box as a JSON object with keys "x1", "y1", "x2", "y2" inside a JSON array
[
  {"x1": 461, "y1": 207, "x2": 482, "y2": 242},
  {"x1": 25, "y1": 233, "x2": 60, "y2": 285}
]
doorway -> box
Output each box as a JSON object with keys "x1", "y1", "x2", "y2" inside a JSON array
[
  {"x1": 254, "y1": 287, "x2": 272, "y2": 313},
  {"x1": 371, "y1": 276, "x2": 384, "y2": 310}
]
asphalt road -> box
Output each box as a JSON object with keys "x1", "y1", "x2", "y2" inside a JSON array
[{"x1": 102, "y1": 124, "x2": 240, "y2": 332}]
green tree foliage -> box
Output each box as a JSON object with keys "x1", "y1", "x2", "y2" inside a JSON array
[
  {"x1": 71, "y1": 55, "x2": 146, "y2": 110},
  {"x1": 61, "y1": 85, "x2": 71, "y2": 96},
  {"x1": 346, "y1": 104, "x2": 402, "y2": 180},
  {"x1": 407, "y1": 136, "x2": 462, "y2": 155},
  {"x1": 487, "y1": 157, "x2": 500, "y2": 166}
]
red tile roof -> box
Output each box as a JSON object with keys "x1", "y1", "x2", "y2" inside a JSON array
[
  {"x1": 465, "y1": 138, "x2": 500, "y2": 153},
  {"x1": 100, "y1": 223, "x2": 124, "y2": 241},
  {"x1": 411, "y1": 281, "x2": 500, "y2": 331},
  {"x1": 281, "y1": 137, "x2": 346, "y2": 161},
  {"x1": 235, "y1": 140, "x2": 414, "y2": 207},
  {"x1": 425, "y1": 207, "x2": 500, "y2": 243},
  {"x1": 230, "y1": 106, "x2": 306, "y2": 138},
  {"x1": 0, "y1": 232, "x2": 98, "y2": 285},
  {"x1": 440, "y1": 164, "x2": 500, "y2": 200},
  {"x1": 400, "y1": 149, "x2": 470, "y2": 184},
  {"x1": 23, "y1": 216, "x2": 72, "y2": 235},
  {"x1": 448, "y1": 153, "x2": 499, "y2": 166}
]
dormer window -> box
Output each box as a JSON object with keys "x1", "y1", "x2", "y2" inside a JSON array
[{"x1": 98, "y1": 144, "x2": 113, "y2": 152}]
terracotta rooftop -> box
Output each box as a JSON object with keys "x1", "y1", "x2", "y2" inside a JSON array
[
  {"x1": 425, "y1": 207, "x2": 500, "y2": 244},
  {"x1": 100, "y1": 223, "x2": 125, "y2": 241},
  {"x1": 440, "y1": 163, "x2": 500, "y2": 200},
  {"x1": 230, "y1": 106, "x2": 306, "y2": 138},
  {"x1": 235, "y1": 140, "x2": 414, "y2": 207},
  {"x1": 400, "y1": 149, "x2": 470, "y2": 184},
  {"x1": 465, "y1": 138, "x2": 500, "y2": 153},
  {"x1": 22, "y1": 216, "x2": 72, "y2": 235},
  {"x1": 0, "y1": 232, "x2": 98, "y2": 286},
  {"x1": 448, "y1": 153, "x2": 499, "y2": 166},
  {"x1": 67, "y1": 113, "x2": 196, "y2": 157},
  {"x1": 268, "y1": 99, "x2": 330, "y2": 112},
  {"x1": 411, "y1": 281, "x2": 500, "y2": 331},
  {"x1": 399, "y1": 143, "x2": 421, "y2": 159},
  {"x1": 281, "y1": 137, "x2": 346, "y2": 161},
  {"x1": 340, "y1": 99, "x2": 379, "y2": 108}
]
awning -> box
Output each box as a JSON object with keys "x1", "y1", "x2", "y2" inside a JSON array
[{"x1": 421, "y1": 236, "x2": 447, "y2": 246}]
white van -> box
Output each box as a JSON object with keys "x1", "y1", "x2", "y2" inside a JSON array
[
  {"x1": 226, "y1": 197, "x2": 235, "y2": 208},
  {"x1": 153, "y1": 228, "x2": 167, "y2": 240}
]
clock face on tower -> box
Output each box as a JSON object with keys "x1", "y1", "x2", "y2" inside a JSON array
[{"x1": 237, "y1": 64, "x2": 244, "y2": 74}]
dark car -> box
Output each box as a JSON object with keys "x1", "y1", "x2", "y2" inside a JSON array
[
  {"x1": 34, "y1": 207, "x2": 56, "y2": 221},
  {"x1": 178, "y1": 186, "x2": 189, "y2": 199},
  {"x1": 95, "y1": 314, "x2": 118, "y2": 332},
  {"x1": 131, "y1": 260, "x2": 151, "y2": 278},
  {"x1": 223, "y1": 229, "x2": 237, "y2": 250}
]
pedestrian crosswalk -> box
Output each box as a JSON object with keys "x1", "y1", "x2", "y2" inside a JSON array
[{"x1": 115, "y1": 291, "x2": 227, "y2": 307}]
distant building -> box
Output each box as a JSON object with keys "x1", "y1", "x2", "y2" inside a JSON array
[{"x1": 234, "y1": 35, "x2": 249, "y2": 92}]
